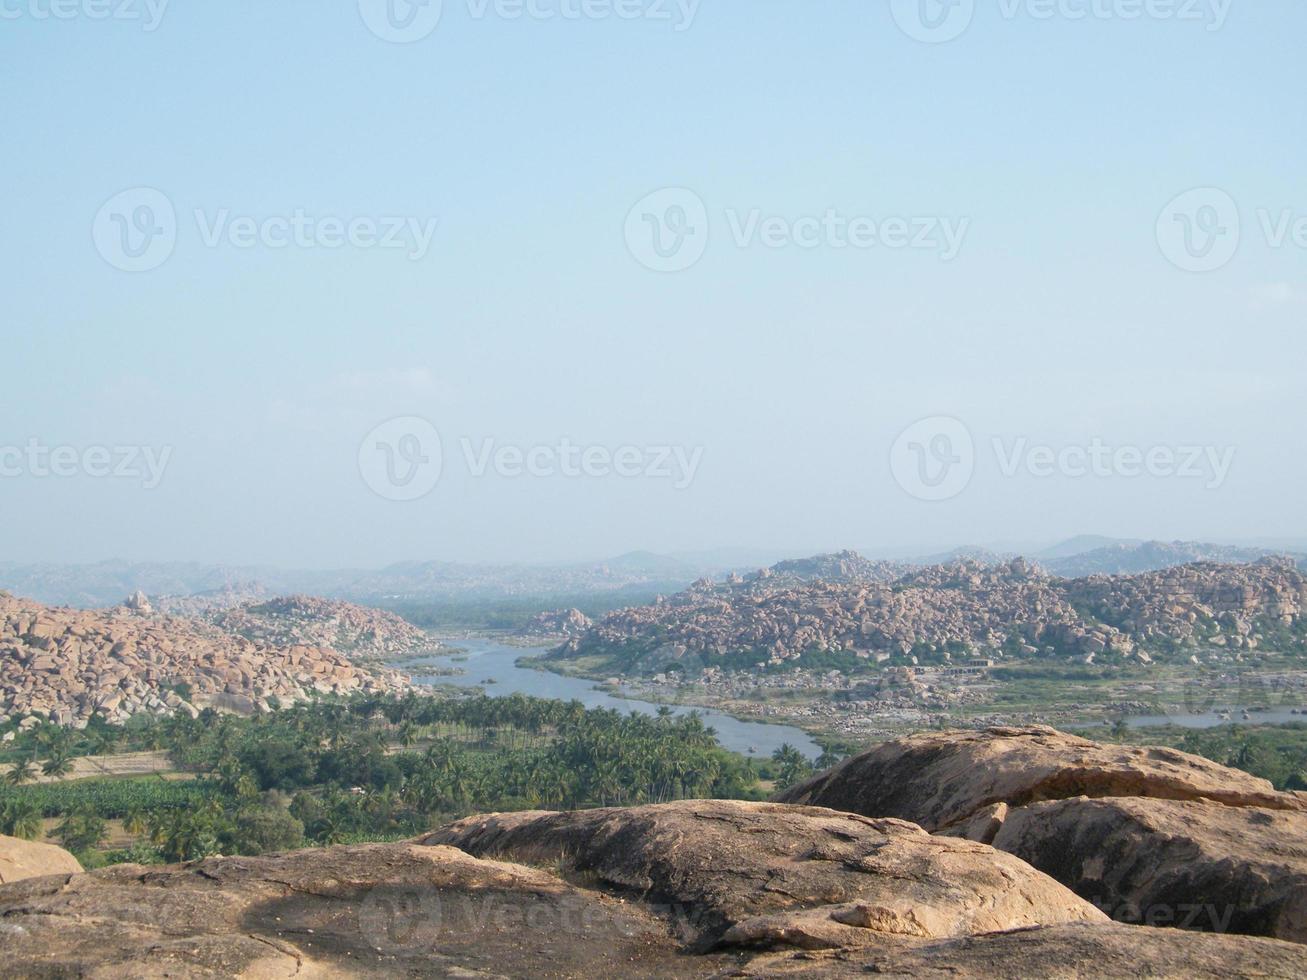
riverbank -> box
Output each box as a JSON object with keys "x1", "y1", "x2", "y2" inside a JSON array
[{"x1": 403, "y1": 636, "x2": 823, "y2": 759}]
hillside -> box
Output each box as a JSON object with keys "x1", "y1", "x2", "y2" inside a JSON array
[
  {"x1": 550, "y1": 557, "x2": 1307, "y2": 676},
  {"x1": 0, "y1": 592, "x2": 409, "y2": 727},
  {"x1": 207, "y1": 594, "x2": 439, "y2": 661}
]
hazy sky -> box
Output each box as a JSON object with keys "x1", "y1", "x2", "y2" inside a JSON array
[{"x1": 2, "y1": 0, "x2": 1304, "y2": 567}]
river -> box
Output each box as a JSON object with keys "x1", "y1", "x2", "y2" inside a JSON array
[{"x1": 407, "y1": 636, "x2": 821, "y2": 760}]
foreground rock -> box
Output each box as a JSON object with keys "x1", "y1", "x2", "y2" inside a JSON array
[
  {"x1": 778, "y1": 726, "x2": 1307, "y2": 944},
  {"x1": 778, "y1": 725, "x2": 1305, "y2": 831},
  {"x1": 425, "y1": 799, "x2": 1107, "y2": 949},
  {"x1": 0, "y1": 841, "x2": 719, "y2": 978},
  {"x1": 987, "y1": 797, "x2": 1307, "y2": 944},
  {"x1": 5, "y1": 805, "x2": 1307, "y2": 978},
  {"x1": 0, "y1": 834, "x2": 82, "y2": 884},
  {"x1": 738, "y1": 923, "x2": 1307, "y2": 978}
]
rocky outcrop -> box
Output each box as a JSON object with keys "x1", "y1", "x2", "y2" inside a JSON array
[
  {"x1": 0, "y1": 835, "x2": 82, "y2": 884},
  {"x1": 0, "y1": 592, "x2": 411, "y2": 727},
  {"x1": 0, "y1": 841, "x2": 712, "y2": 978},
  {"x1": 518, "y1": 607, "x2": 594, "y2": 639},
  {"x1": 5, "y1": 807, "x2": 1307, "y2": 978},
  {"x1": 424, "y1": 800, "x2": 1108, "y2": 950},
  {"x1": 207, "y1": 594, "x2": 439, "y2": 661},
  {"x1": 556, "y1": 558, "x2": 1307, "y2": 674},
  {"x1": 778, "y1": 725, "x2": 1305, "y2": 831},
  {"x1": 987, "y1": 797, "x2": 1307, "y2": 944},
  {"x1": 777, "y1": 726, "x2": 1307, "y2": 945}
]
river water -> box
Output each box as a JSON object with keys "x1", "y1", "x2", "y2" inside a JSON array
[
  {"x1": 407, "y1": 636, "x2": 821, "y2": 760},
  {"x1": 1126, "y1": 708, "x2": 1307, "y2": 728}
]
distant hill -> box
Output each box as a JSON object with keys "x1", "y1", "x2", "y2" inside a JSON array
[
  {"x1": 1036, "y1": 535, "x2": 1140, "y2": 560},
  {"x1": 1045, "y1": 540, "x2": 1305, "y2": 578},
  {"x1": 0, "y1": 554, "x2": 714, "y2": 609}
]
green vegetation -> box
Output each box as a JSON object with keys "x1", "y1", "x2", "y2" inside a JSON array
[{"x1": 0, "y1": 692, "x2": 763, "y2": 867}]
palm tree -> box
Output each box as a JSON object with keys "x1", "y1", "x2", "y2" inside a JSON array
[
  {"x1": 123, "y1": 806, "x2": 150, "y2": 836},
  {"x1": 42, "y1": 751, "x2": 74, "y2": 780},
  {"x1": 0, "y1": 799, "x2": 42, "y2": 840},
  {"x1": 398, "y1": 721, "x2": 420, "y2": 748},
  {"x1": 5, "y1": 757, "x2": 38, "y2": 786}
]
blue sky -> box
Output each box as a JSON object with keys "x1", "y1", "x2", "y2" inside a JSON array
[{"x1": 2, "y1": 1, "x2": 1304, "y2": 566}]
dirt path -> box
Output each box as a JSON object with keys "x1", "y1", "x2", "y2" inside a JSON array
[{"x1": 0, "y1": 750, "x2": 174, "y2": 784}]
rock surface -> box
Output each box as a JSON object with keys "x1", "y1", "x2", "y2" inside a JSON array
[
  {"x1": 778, "y1": 725, "x2": 1305, "y2": 831},
  {"x1": 987, "y1": 796, "x2": 1307, "y2": 944},
  {"x1": 0, "y1": 834, "x2": 82, "y2": 884},
  {"x1": 778, "y1": 726, "x2": 1307, "y2": 944},
  {"x1": 5, "y1": 803, "x2": 1307, "y2": 977},
  {"x1": 424, "y1": 800, "x2": 1108, "y2": 950},
  {"x1": 738, "y1": 923, "x2": 1307, "y2": 978}
]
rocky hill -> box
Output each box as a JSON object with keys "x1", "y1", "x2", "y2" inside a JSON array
[
  {"x1": 0, "y1": 592, "x2": 410, "y2": 727},
  {"x1": 6, "y1": 768, "x2": 1307, "y2": 975},
  {"x1": 517, "y1": 607, "x2": 594, "y2": 639},
  {"x1": 207, "y1": 594, "x2": 439, "y2": 661},
  {"x1": 552, "y1": 558, "x2": 1307, "y2": 675},
  {"x1": 760, "y1": 550, "x2": 912, "y2": 586}
]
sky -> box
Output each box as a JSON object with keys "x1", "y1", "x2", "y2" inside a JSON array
[{"x1": 2, "y1": 0, "x2": 1304, "y2": 567}]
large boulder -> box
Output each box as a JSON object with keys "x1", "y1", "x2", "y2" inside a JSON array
[
  {"x1": 0, "y1": 841, "x2": 712, "y2": 978},
  {"x1": 423, "y1": 799, "x2": 1108, "y2": 950},
  {"x1": 776, "y1": 726, "x2": 1307, "y2": 944},
  {"x1": 0, "y1": 834, "x2": 82, "y2": 884},
  {"x1": 982, "y1": 797, "x2": 1307, "y2": 944},
  {"x1": 777, "y1": 725, "x2": 1304, "y2": 831}
]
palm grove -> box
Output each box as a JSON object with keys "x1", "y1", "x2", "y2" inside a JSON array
[{"x1": 1, "y1": 692, "x2": 825, "y2": 866}]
